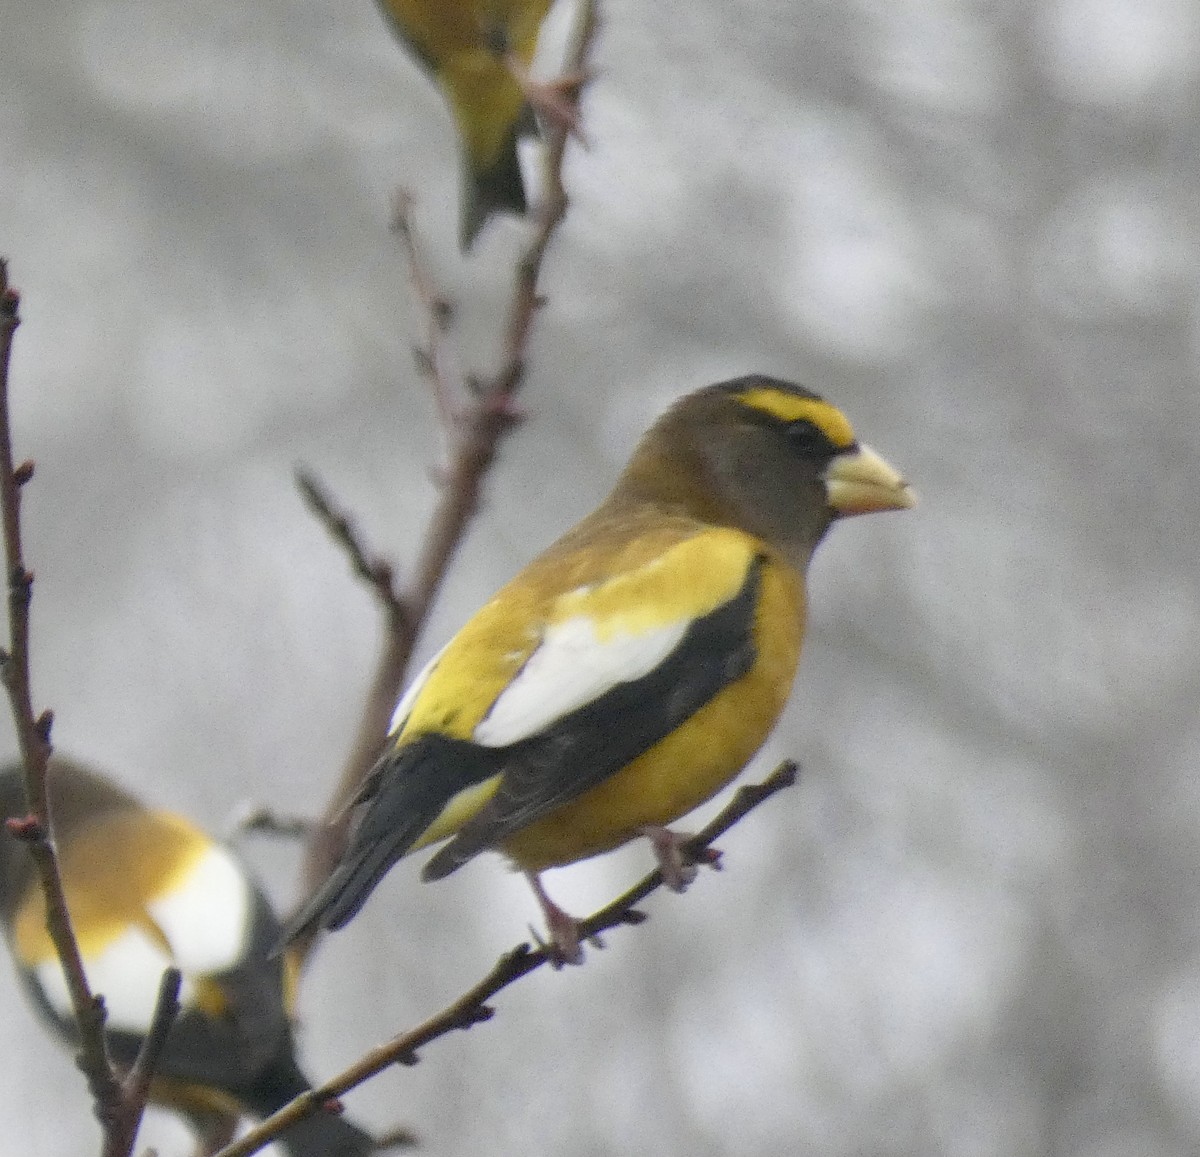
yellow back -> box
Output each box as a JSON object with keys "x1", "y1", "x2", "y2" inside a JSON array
[{"x1": 13, "y1": 811, "x2": 211, "y2": 963}]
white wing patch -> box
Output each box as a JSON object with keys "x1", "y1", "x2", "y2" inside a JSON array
[
  {"x1": 147, "y1": 844, "x2": 253, "y2": 975},
  {"x1": 33, "y1": 926, "x2": 201, "y2": 1033},
  {"x1": 473, "y1": 614, "x2": 689, "y2": 747},
  {"x1": 32, "y1": 844, "x2": 252, "y2": 1032},
  {"x1": 388, "y1": 642, "x2": 449, "y2": 737}
]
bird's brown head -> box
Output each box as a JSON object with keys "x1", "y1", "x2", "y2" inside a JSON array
[{"x1": 615, "y1": 375, "x2": 916, "y2": 568}]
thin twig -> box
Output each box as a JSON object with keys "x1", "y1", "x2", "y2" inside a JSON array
[
  {"x1": 104, "y1": 968, "x2": 183, "y2": 1156},
  {"x1": 123, "y1": 968, "x2": 183, "y2": 1102},
  {"x1": 228, "y1": 804, "x2": 314, "y2": 841},
  {"x1": 493, "y1": 0, "x2": 597, "y2": 394},
  {"x1": 295, "y1": 468, "x2": 409, "y2": 635},
  {"x1": 289, "y1": 469, "x2": 416, "y2": 961},
  {"x1": 391, "y1": 193, "x2": 457, "y2": 442},
  {"x1": 217, "y1": 760, "x2": 798, "y2": 1157},
  {"x1": 292, "y1": 1, "x2": 601, "y2": 947},
  {"x1": 0, "y1": 261, "x2": 127, "y2": 1137}
]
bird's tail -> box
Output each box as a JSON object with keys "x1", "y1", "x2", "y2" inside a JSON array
[
  {"x1": 279, "y1": 824, "x2": 415, "y2": 945},
  {"x1": 245, "y1": 1052, "x2": 376, "y2": 1157},
  {"x1": 277, "y1": 1109, "x2": 377, "y2": 1157},
  {"x1": 460, "y1": 105, "x2": 538, "y2": 249},
  {"x1": 278, "y1": 735, "x2": 501, "y2": 948}
]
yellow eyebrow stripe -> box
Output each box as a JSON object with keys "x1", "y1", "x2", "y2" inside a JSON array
[{"x1": 735, "y1": 388, "x2": 856, "y2": 449}]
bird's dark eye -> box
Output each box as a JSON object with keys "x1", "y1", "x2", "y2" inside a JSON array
[{"x1": 785, "y1": 420, "x2": 830, "y2": 455}]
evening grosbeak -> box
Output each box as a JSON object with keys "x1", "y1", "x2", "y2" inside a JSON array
[
  {"x1": 0, "y1": 758, "x2": 375, "y2": 1156},
  {"x1": 287, "y1": 375, "x2": 916, "y2": 962},
  {"x1": 374, "y1": 0, "x2": 574, "y2": 248}
]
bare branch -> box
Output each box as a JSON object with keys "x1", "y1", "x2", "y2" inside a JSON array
[
  {"x1": 123, "y1": 968, "x2": 183, "y2": 1102},
  {"x1": 295, "y1": 468, "x2": 409, "y2": 635},
  {"x1": 227, "y1": 803, "x2": 314, "y2": 841},
  {"x1": 391, "y1": 192, "x2": 458, "y2": 442},
  {"x1": 217, "y1": 760, "x2": 798, "y2": 1157},
  {"x1": 0, "y1": 261, "x2": 128, "y2": 1140},
  {"x1": 495, "y1": 0, "x2": 598, "y2": 390}
]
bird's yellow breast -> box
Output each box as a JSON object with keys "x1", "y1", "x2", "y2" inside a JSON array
[{"x1": 501, "y1": 549, "x2": 805, "y2": 870}]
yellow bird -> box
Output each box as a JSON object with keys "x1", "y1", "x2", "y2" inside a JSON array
[
  {"x1": 376, "y1": 0, "x2": 563, "y2": 249},
  {"x1": 287, "y1": 375, "x2": 916, "y2": 962},
  {"x1": 0, "y1": 758, "x2": 375, "y2": 1156}
]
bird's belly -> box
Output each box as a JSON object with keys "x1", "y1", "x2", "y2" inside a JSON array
[{"x1": 501, "y1": 565, "x2": 803, "y2": 871}]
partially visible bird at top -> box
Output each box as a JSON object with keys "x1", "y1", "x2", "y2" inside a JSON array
[
  {"x1": 283, "y1": 375, "x2": 917, "y2": 965},
  {"x1": 0, "y1": 757, "x2": 379, "y2": 1157},
  {"x1": 376, "y1": 0, "x2": 582, "y2": 249}
]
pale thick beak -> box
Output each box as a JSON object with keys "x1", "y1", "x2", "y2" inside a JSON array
[{"x1": 824, "y1": 443, "x2": 916, "y2": 516}]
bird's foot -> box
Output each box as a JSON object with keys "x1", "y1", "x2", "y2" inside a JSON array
[
  {"x1": 641, "y1": 826, "x2": 722, "y2": 893},
  {"x1": 507, "y1": 56, "x2": 591, "y2": 146},
  {"x1": 526, "y1": 871, "x2": 592, "y2": 967}
]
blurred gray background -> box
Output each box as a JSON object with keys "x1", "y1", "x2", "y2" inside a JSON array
[{"x1": 2, "y1": 0, "x2": 1198, "y2": 1153}]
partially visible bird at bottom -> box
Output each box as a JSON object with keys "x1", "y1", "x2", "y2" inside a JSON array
[
  {"x1": 285, "y1": 374, "x2": 917, "y2": 965},
  {"x1": 375, "y1": 0, "x2": 576, "y2": 249},
  {"x1": 0, "y1": 758, "x2": 376, "y2": 1157}
]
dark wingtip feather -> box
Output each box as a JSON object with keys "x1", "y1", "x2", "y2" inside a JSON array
[
  {"x1": 276, "y1": 736, "x2": 506, "y2": 948},
  {"x1": 279, "y1": 1112, "x2": 377, "y2": 1157},
  {"x1": 274, "y1": 835, "x2": 408, "y2": 953},
  {"x1": 277, "y1": 737, "x2": 496, "y2": 948}
]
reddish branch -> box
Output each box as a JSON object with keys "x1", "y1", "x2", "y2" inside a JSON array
[
  {"x1": 291, "y1": 0, "x2": 600, "y2": 957},
  {"x1": 0, "y1": 263, "x2": 117, "y2": 1112},
  {"x1": 218, "y1": 761, "x2": 798, "y2": 1157},
  {"x1": 0, "y1": 262, "x2": 182, "y2": 1157}
]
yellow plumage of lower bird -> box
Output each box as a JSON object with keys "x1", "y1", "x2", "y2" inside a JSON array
[
  {"x1": 0, "y1": 759, "x2": 375, "y2": 1156},
  {"x1": 286, "y1": 375, "x2": 916, "y2": 962},
  {"x1": 376, "y1": 0, "x2": 556, "y2": 248}
]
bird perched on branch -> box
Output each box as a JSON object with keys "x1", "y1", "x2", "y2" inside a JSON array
[
  {"x1": 0, "y1": 758, "x2": 376, "y2": 1157},
  {"x1": 375, "y1": 0, "x2": 577, "y2": 248},
  {"x1": 285, "y1": 375, "x2": 916, "y2": 963}
]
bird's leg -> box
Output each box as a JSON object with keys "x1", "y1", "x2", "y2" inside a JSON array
[
  {"x1": 505, "y1": 52, "x2": 590, "y2": 145},
  {"x1": 641, "y1": 826, "x2": 722, "y2": 893},
  {"x1": 525, "y1": 871, "x2": 585, "y2": 967}
]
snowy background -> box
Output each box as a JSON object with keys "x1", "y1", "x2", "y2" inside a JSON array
[{"x1": 2, "y1": 0, "x2": 1199, "y2": 1153}]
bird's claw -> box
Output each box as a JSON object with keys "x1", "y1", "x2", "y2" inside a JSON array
[
  {"x1": 529, "y1": 917, "x2": 587, "y2": 969},
  {"x1": 641, "y1": 826, "x2": 721, "y2": 893},
  {"x1": 526, "y1": 871, "x2": 591, "y2": 966},
  {"x1": 507, "y1": 57, "x2": 591, "y2": 147}
]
